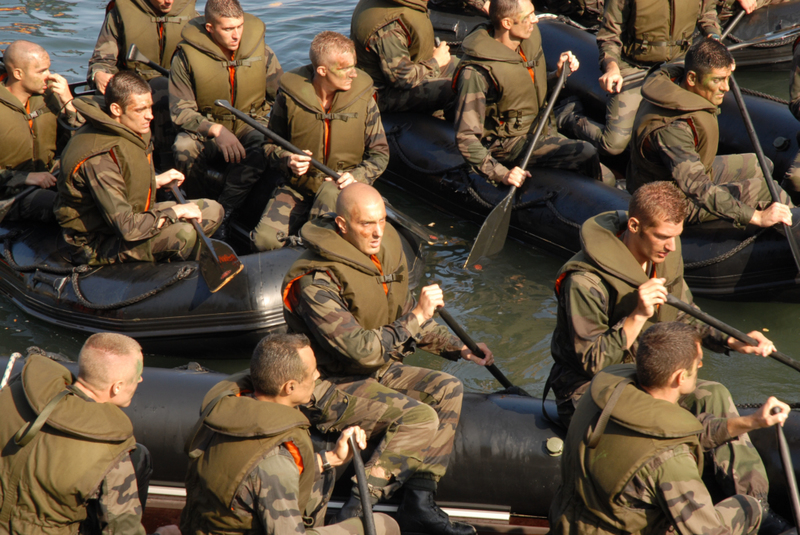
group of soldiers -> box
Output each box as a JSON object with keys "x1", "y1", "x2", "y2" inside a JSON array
[{"x1": 2, "y1": 0, "x2": 800, "y2": 533}]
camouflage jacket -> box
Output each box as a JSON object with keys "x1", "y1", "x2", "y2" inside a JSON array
[
  {"x1": 168, "y1": 40, "x2": 282, "y2": 137},
  {"x1": 364, "y1": 21, "x2": 442, "y2": 91},
  {"x1": 791, "y1": 44, "x2": 800, "y2": 121},
  {"x1": 597, "y1": 0, "x2": 721, "y2": 70},
  {"x1": 706, "y1": 0, "x2": 774, "y2": 24}
]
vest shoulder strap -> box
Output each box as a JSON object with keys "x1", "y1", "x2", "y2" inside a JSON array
[{"x1": 588, "y1": 378, "x2": 633, "y2": 448}]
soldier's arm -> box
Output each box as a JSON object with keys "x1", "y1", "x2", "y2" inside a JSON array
[
  {"x1": 674, "y1": 281, "x2": 729, "y2": 353},
  {"x1": 596, "y1": 0, "x2": 629, "y2": 71},
  {"x1": 650, "y1": 123, "x2": 756, "y2": 228},
  {"x1": 169, "y1": 49, "x2": 216, "y2": 136},
  {"x1": 88, "y1": 8, "x2": 122, "y2": 82},
  {"x1": 697, "y1": 0, "x2": 723, "y2": 37},
  {"x1": 94, "y1": 453, "x2": 147, "y2": 535},
  {"x1": 81, "y1": 153, "x2": 178, "y2": 241},
  {"x1": 0, "y1": 169, "x2": 32, "y2": 197},
  {"x1": 404, "y1": 289, "x2": 465, "y2": 359},
  {"x1": 266, "y1": 91, "x2": 295, "y2": 176},
  {"x1": 349, "y1": 96, "x2": 390, "y2": 184},
  {"x1": 369, "y1": 22, "x2": 441, "y2": 90},
  {"x1": 790, "y1": 47, "x2": 800, "y2": 121},
  {"x1": 264, "y1": 44, "x2": 284, "y2": 111},
  {"x1": 454, "y1": 66, "x2": 511, "y2": 183}
]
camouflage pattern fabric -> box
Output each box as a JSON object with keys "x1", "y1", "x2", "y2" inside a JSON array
[
  {"x1": 783, "y1": 46, "x2": 800, "y2": 197},
  {"x1": 82, "y1": 453, "x2": 147, "y2": 535},
  {"x1": 4, "y1": 188, "x2": 57, "y2": 224},
  {"x1": 454, "y1": 66, "x2": 613, "y2": 184},
  {"x1": 708, "y1": 0, "x2": 791, "y2": 26},
  {"x1": 303, "y1": 362, "x2": 462, "y2": 499},
  {"x1": 232, "y1": 445, "x2": 399, "y2": 535}
]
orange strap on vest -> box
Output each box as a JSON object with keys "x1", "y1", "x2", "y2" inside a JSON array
[
  {"x1": 284, "y1": 441, "x2": 304, "y2": 474},
  {"x1": 370, "y1": 255, "x2": 389, "y2": 295}
]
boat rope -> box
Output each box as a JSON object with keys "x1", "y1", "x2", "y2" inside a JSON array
[
  {"x1": 0, "y1": 353, "x2": 20, "y2": 391},
  {"x1": 3, "y1": 232, "x2": 87, "y2": 275},
  {"x1": 739, "y1": 86, "x2": 789, "y2": 106},
  {"x1": 683, "y1": 229, "x2": 766, "y2": 270},
  {"x1": 726, "y1": 31, "x2": 795, "y2": 49}
]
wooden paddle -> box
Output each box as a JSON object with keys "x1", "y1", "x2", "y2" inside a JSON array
[
  {"x1": 125, "y1": 44, "x2": 169, "y2": 77},
  {"x1": 463, "y1": 62, "x2": 571, "y2": 269},
  {"x1": 437, "y1": 306, "x2": 531, "y2": 396},
  {"x1": 348, "y1": 434, "x2": 377, "y2": 535},
  {"x1": 0, "y1": 186, "x2": 37, "y2": 225},
  {"x1": 665, "y1": 294, "x2": 800, "y2": 374},
  {"x1": 167, "y1": 183, "x2": 243, "y2": 293},
  {"x1": 771, "y1": 406, "x2": 800, "y2": 530}
]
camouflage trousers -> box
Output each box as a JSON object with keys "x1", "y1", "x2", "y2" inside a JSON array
[
  {"x1": 302, "y1": 361, "x2": 464, "y2": 500},
  {"x1": 680, "y1": 380, "x2": 769, "y2": 502},
  {"x1": 686, "y1": 153, "x2": 795, "y2": 224},
  {"x1": 562, "y1": 65, "x2": 645, "y2": 156},
  {"x1": 251, "y1": 180, "x2": 340, "y2": 251},
  {"x1": 376, "y1": 60, "x2": 458, "y2": 114},
  {"x1": 5, "y1": 188, "x2": 56, "y2": 224},
  {"x1": 781, "y1": 146, "x2": 800, "y2": 202},
  {"x1": 172, "y1": 129, "x2": 267, "y2": 211},
  {"x1": 68, "y1": 199, "x2": 223, "y2": 265},
  {"x1": 148, "y1": 77, "x2": 176, "y2": 170}
]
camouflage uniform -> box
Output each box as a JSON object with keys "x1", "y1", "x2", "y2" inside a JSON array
[
  {"x1": 783, "y1": 45, "x2": 800, "y2": 196},
  {"x1": 704, "y1": 0, "x2": 791, "y2": 26},
  {"x1": 283, "y1": 217, "x2": 465, "y2": 499},
  {"x1": 549, "y1": 365, "x2": 763, "y2": 535}
]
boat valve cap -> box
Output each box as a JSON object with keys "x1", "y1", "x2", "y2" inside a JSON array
[
  {"x1": 773, "y1": 137, "x2": 790, "y2": 152},
  {"x1": 546, "y1": 437, "x2": 564, "y2": 456}
]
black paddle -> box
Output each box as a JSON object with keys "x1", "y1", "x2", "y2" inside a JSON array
[
  {"x1": 770, "y1": 406, "x2": 800, "y2": 530},
  {"x1": 0, "y1": 186, "x2": 37, "y2": 225},
  {"x1": 463, "y1": 62, "x2": 571, "y2": 268},
  {"x1": 665, "y1": 294, "x2": 800, "y2": 374},
  {"x1": 436, "y1": 306, "x2": 531, "y2": 396},
  {"x1": 167, "y1": 183, "x2": 243, "y2": 293},
  {"x1": 125, "y1": 44, "x2": 169, "y2": 77},
  {"x1": 348, "y1": 434, "x2": 377, "y2": 535}
]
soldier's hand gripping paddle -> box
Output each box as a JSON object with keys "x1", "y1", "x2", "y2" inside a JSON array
[
  {"x1": 464, "y1": 62, "x2": 571, "y2": 269},
  {"x1": 167, "y1": 183, "x2": 243, "y2": 293},
  {"x1": 0, "y1": 186, "x2": 37, "y2": 225},
  {"x1": 348, "y1": 434, "x2": 377, "y2": 535},
  {"x1": 771, "y1": 406, "x2": 800, "y2": 531},
  {"x1": 125, "y1": 44, "x2": 169, "y2": 77}
]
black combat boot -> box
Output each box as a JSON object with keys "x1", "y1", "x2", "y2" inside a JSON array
[
  {"x1": 396, "y1": 488, "x2": 476, "y2": 535},
  {"x1": 758, "y1": 503, "x2": 793, "y2": 535},
  {"x1": 212, "y1": 209, "x2": 234, "y2": 242},
  {"x1": 335, "y1": 489, "x2": 379, "y2": 522}
]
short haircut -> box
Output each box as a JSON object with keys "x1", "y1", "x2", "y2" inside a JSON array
[
  {"x1": 685, "y1": 39, "x2": 734, "y2": 78},
  {"x1": 78, "y1": 333, "x2": 143, "y2": 389},
  {"x1": 636, "y1": 322, "x2": 701, "y2": 389},
  {"x1": 629, "y1": 181, "x2": 687, "y2": 229},
  {"x1": 250, "y1": 333, "x2": 310, "y2": 396},
  {"x1": 310, "y1": 31, "x2": 356, "y2": 69},
  {"x1": 489, "y1": 0, "x2": 524, "y2": 28},
  {"x1": 105, "y1": 71, "x2": 151, "y2": 111},
  {"x1": 3, "y1": 40, "x2": 47, "y2": 72},
  {"x1": 205, "y1": 0, "x2": 244, "y2": 24}
]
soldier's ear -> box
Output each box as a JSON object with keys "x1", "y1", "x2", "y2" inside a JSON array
[
  {"x1": 685, "y1": 70, "x2": 698, "y2": 88},
  {"x1": 628, "y1": 216, "x2": 640, "y2": 235},
  {"x1": 109, "y1": 102, "x2": 124, "y2": 119},
  {"x1": 500, "y1": 17, "x2": 514, "y2": 31},
  {"x1": 281, "y1": 380, "x2": 296, "y2": 397},
  {"x1": 335, "y1": 215, "x2": 348, "y2": 235},
  {"x1": 317, "y1": 65, "x2": 328, "y2": 78}
]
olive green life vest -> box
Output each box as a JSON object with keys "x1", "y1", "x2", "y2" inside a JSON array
[
  {"x1": 351, "y1": 0, "x2": 435, "y2": 88},
  {"x1": 629, "y1": 65, "x2": 719, "y2": 191},
  {"x1": 181, "y1": 371, "x2": 316, "y2": 535},
  {"x1": 0, "y1": 74, "x2": 60, "y2": 177},
  {"x1": 0, "y1": 355, "x2": 137, "y2": 535},
  {"x1": 456, "y1": 24, "x2": 548, "y2": 139},
  {"x1": 282, "y1": 215, "x2": 409, "y2": 376},
  {"x1": 550, "y1": 365, "x2": 703, "y2": 535},
  {"x1": 176, "y1": 14, "x2": 269, "y2": 137},
  {"x1": 55, "y1": 95, "x2": 156, "y2": 236},
  {"x1": 621, "y1": 0, "x2": 700, "y2": 64},
  {"x1": 112, "y1": 0, "x2": 197, "y2": 79},
  {"x1": 279, "y1": 64, "x2": 375, "y2": 194}
]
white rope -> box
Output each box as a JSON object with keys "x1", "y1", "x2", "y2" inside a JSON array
[{"x1": 0, "y1": 353, "x2": 21, "y2": 390}]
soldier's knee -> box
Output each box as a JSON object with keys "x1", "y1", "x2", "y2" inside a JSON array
[
  {"x1": 198, "y1": 199, "x2": 224, "y2": 234},
  {"x1": 172, "y1": 222, "x2": 198, "y2": 259},
  {"x1": 599, "y1": 132, "x2": 630, "y2": 156},
  {"x1": 403, "y1": 403, "x2": 440, "y2": 432},
  {"x1": 251, "y1": 224, "x2": 286, "y2": 252}
]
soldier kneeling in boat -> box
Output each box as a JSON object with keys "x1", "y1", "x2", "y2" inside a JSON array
[
  {"x1": 453, "y1": 0, "x2": 615, "y2": 189},
  {"x1": 0, "y1": 40, "x2": 82, "y2": 223},
  {"x1": 550, "y1": 322, "x2": 790, "y2": 535},
  {"x1": 0, "y1": 333, "x2": 177, "y2": 535},
  {"x1": 180, "y1": 333, "x2": 400, "y2": 535},
  {"x1": 55, "y1": 71, "x2": 222, "y2": 265},
  {"x1": 283, "y1": 183, "x2": 495, "y2": 535},
  {"x1": 251, "y1": 31, "x2": 389, "y2": 252},
  {"x1": 547, "y1": 181, "x2": 791, "y2": 533},
  {"x1": 628, "y1": 39, "x2": 795, "y2": 230}
]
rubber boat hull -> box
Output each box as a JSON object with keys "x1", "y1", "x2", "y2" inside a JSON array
[{"x1": 3, "y1": 356, "x2": 797, "y2": 521}]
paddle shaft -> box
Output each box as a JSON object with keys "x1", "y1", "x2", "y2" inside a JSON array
[
  {"x1": 771, "y1": 407, "x2": 800, "y2": 530},
  {"x1": 168, "y1": 183, "x2": 221, "y2": 266},
  {"x1": 665, "y1": 294, "x2": 800, "y2": 373},
  {"x1": 126, "y1": 45, "x2": 169, "y2": 77},
  {"x1": 728, "y1": 75, "x2": 800, "y2": 273},
  {"x1": 437, "y1": 307, "x2": 514, "y2": 390},
  {"x1": 348, "y1": 434, "x2": 377, "y2": 535}
]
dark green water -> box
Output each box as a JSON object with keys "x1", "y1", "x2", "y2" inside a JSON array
[{"x1": 1, "y1": 0, "x2": 799, "y2": 404}]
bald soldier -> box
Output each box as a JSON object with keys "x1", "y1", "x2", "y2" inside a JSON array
[
  {"x1": 0, "y1": 333, "x2": 178, "y2": 535},
  {"x1": 0, "y1": 40, "x2": 81, "y2": 223},
  {"x1": 283, "y1": 183, "x2": 494, "y2": 535}
]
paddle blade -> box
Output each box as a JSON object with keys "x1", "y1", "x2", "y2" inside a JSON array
[
  {"x1": 198, "y1": 238, "x2": 243, "y2": 293},
  {"x1": 463, "y1": 191, "x2": 514, "y2": 268}
]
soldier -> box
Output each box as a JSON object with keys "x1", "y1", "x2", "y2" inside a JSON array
[
  {"x1": 557, "y1": 0, "x2": 721, "y2": 156},
  {"x1": 170, "y1": 0, "x2": 282, "y2": 239},
  {"x1": 453, "y1": 0, "x2": 613, "y2": 188},
  {"x1": 251, "y1": 31, "x2": 389, "y2": 252},
  {"x1": 784, "y1": 43, "x2": 800, "y2": 199},
  {"x1": 181, "y1": 333, "x2": 400, "y2": 535},
  {"x1": 0, "y1": 40, "x2": 80, "y2": 223},
  {"x1": 549, "y1": 322, "x2": 790, "y2": 535},
  {"x1": 546, "y1": 181, "x2": 789, "y2": 533},
  {"x1": 282, "y1": 183, "x2": 495, "y2": 535},
  {"x1": 350, "y1": 0, "x2": 456, "y2": 113},
  {"x1": 88, "y1": 0, "x2": 198, "y2": 164},
  {"x1": 55, "y1": 71, "x2": 222, "y2": 265},
  {"x1": 705, "y1": 0, "x2": 792, "y2": 28},
  {"x1": 0, "y1": 333, "x2": 177, "y2": 535},
  {"x1": 628, "y1": 39, "x2": 794, "y2": 229}
]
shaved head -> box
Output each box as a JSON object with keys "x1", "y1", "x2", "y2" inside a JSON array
[
  {"x1": 335, "y1": 183, "x2": 383, "y2": 220},
  {"x1": 335, "y1": 183, "x2": 386, "y2": 255},
  {"x1": 3, "y1": 40, "x2": 47, "y2": 71},
  {"x1": 78, "y1": 333, "x2": 143, "y2": 394}
]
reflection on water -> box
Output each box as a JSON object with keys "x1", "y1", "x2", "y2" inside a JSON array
[{"x1": 1, "y1": 0, "x2": 799, "y2": 405}]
